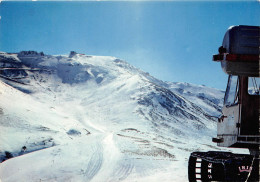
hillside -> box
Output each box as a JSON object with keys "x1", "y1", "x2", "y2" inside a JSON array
[{"x1": 0, "y1": 51, "x2": 242, "y2": 181}]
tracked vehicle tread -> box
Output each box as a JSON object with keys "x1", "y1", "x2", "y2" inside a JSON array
[{"x1": 188, "y1": 151, "x2": 259, "y2": 182}]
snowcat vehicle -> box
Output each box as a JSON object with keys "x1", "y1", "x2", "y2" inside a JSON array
[{"x1": 188, "y1": 25, "x2": 260, "y2": 181}]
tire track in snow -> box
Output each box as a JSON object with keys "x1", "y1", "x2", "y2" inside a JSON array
[
  {"x1": 84, "y1": 143, "x2": 103, "y2": 181},
  {"x1": 94, "y1": 133, "x2": 135, "y2": 182},
  {"x1": 109, "y1": 158, "x2": 134, "y2": 182}
]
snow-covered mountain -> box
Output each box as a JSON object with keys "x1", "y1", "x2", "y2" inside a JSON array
[{"x1": 0, "y1": 51, "x2": 243, "y2": 181}]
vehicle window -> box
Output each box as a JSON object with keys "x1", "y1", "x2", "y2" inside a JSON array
[
  {"x1": 248, "y1": 77, "x2": 260, "y2": 95},
  {"x1": 224, "y1": 75, "x2": 239, "y2": 106}
]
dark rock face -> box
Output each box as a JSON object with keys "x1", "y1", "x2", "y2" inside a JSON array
[
  {"x1": 69, "y1": 51, "x2": 77, "y2": 58},
  {"x1": 18, "y1": 51, "x2": 44, "y2": 57}
]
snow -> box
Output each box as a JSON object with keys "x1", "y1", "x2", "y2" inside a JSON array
[{"x1": 0, "y1": 51, "x2": 248, "y2": 181}]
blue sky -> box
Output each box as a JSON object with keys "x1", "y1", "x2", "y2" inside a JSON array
[{"x1": 0, "y1": 1, "x2": 259, "y2": 89}]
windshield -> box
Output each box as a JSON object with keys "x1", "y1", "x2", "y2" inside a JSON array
[
  {"x1": 224, "y1": 75, "x2": 239, "y2": 106},
  {"x1": 248, "y1": 77, "x2": 260, "y2": 95}
]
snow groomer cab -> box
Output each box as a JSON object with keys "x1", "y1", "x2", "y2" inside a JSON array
[
  {"x1": 188, "y1": 25, "x2": 260, "y2": 181},
  {"x1": 213, "y1": 25, "x2": 259, "y2": 151}
]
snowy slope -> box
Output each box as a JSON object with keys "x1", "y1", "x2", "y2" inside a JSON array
[{"x1": 0, "y1": 51, "x2": 246, "y2": 182}]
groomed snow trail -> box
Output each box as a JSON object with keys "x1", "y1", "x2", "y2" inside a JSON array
[{"x1": 0, "y1": 133, "x2": 129, "y2": 182}]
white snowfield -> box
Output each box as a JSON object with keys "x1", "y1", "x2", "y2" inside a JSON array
[{"x1": 0, "y1": 52, "x2": 247, "y2": 182}]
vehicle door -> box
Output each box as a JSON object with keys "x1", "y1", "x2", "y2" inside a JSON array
[{"x1": 217, "y1": 75, "x2": 240, "y2": 147}]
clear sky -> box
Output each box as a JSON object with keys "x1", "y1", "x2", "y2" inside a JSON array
[{"x1": 0, "y1": 1, "x2": 259, "y2": 89}]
